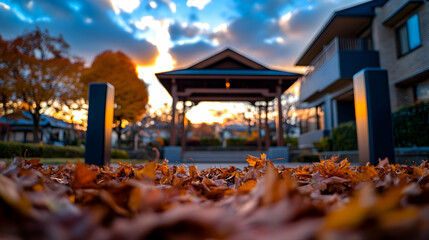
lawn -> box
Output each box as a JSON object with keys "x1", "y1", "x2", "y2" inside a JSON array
[{"x1": 0, "y1": 157, "x2": 148, "y2": 165}]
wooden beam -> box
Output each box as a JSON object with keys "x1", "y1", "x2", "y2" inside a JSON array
[
  {"x1": 180, "y1": 101, "x2": 187, "y2": 155},
  {"x1": 177, "y1": 88, "x2": 277, "y2": 97},
  {"x1": 264, "y1": 101, "x2": 270, "y2": 150},
  {"x1": 170, "y1": 80, "x2": 178, "y2": 146},
  {"x1": 186, "y1": 96, "x2": 268, "y2": 101},
  {"x1": 257, "y1": 105, "x2": 262, "y2": 151},
  {"x1": 276, "y1": 82, "x2": 284, "y2": 146}
]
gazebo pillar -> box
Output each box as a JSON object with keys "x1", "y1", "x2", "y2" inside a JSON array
[
  {"x1": 180, "y1": 101, "x2": 187, "y2": 153},
  {"x1": 276, "y1": 82, "x2": 284, "y2": 146},
  {"x1": 170, "y1": 79, "x2": 178, "y2": 146},
  {"x1": 257, "y1": 104, "x2": 262, "y2": 151},
  {"x1": 264, "y1": 101, "x2": 270, "y2": 150}
]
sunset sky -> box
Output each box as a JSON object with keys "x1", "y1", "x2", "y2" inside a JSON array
[{"x1": 0, "y1": 0, "x2": 368, "y2": 124}]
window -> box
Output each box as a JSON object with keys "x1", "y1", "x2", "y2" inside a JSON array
[
  {"x1": 415, "y1": 79, "x2": 429, "y2": 102},
  {"x1": 297, "y1": 105, "x2": 325, "y2": 134},
  {"x1": 316, "y1": 104, "x2": 325, "y2": 130},
  {"x1": 396, "y1": 14, "x2": 421, "y2": 56}
]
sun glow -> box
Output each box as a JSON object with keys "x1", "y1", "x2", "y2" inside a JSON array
[
  {"x1": 136, "y1": 19, "x2": 175, "y2": 110},
  {"x1": 185, "y1": 102, "x2": 253, "y2": 125},
  {"x1": 110, "y1": 0, "x2": 140, "y2": 14}
]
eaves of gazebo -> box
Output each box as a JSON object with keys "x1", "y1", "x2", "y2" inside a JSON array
[
  {"x1": 155, "y1": 48, "x2": 302, "y2": 149},
  {"x1": 156, "y1": 48, "x2": 302, "y2": 103}
]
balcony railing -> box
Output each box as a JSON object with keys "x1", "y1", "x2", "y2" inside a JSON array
[
  {"x1": 309, "y1": 37, "x2": 373, "y2": 71},
  {"x1": 299, "y1": 37, "x2": 379, "y2": 102}
]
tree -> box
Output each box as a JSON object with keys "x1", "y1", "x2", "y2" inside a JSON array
[
  {"x1": 192, "y1": 123, "x2": 216, "y2": 139},
  {"x1": 0, "y1": 36, "x2": 18, "y2": 116},
  {"x1": 5, "y1": 28, "x2": 84, "y2": 142},
  {"x1": 281, "y1": 93, "x2": 298, "y2": 138},
  {"x1": 81, "y1": 50, "x2": 149, "y2": 146}
]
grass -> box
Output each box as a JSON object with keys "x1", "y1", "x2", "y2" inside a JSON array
[{"x1": 0, "y1": 158, "x2": 149, "y2": 165}]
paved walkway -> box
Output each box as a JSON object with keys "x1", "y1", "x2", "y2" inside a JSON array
[
  {"x1": 170, "y1": 162, "x2": 309, "y2": 170},
  {"x1": 182, "y1": 150, "x2": 263, "y2": 163}
]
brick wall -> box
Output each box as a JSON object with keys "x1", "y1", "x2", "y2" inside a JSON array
[{"x1": 372, "y1": 0, "x2": 429, "y2": 110}]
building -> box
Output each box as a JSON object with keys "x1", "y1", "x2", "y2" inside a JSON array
[
  {"x1": 0, "y1": 112, "x2": 81, "y2": 145},
  {"x1": 295, "y1": 0, "x2": 429, "y2": 149}
]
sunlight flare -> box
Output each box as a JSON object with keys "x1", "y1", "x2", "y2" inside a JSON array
[{"x1": 110, "y1": 0, "x2": 140, "y2": 14}]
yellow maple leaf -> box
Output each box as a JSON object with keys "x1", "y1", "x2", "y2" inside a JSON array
[
  {"x1": 246, "y1": 154, "x2": 263, "y2": 167},
  {"x1": 135, "y1": 161, "x2": 157, "y2": 180}
]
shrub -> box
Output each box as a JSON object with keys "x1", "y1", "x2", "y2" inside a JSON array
[
  {"x1": 226, "y1": 138, "x2": 246, "y2": 146},
  {"x1": 200, "y1": 138, "x2": 221, "y2": 146},
  {"x1": 0, "y1": 141, "x2": 128, "y2": 159},
  {"x1": 313, "y1": 137, "x2": 332, "y2": 152},
  {"x1": 284, "y1": 137, "x2": 298, "y2": 147},
  {"x1": 296, "y1": 154, "x2": 320, "y2": 162},
  {"x1": 186, "y1": 139, "x2": 201, "y2": 146},
  {"x1": 393, "y1": 101, "x2": 429, "y2": 147},
  {"x1": 111, "y1": 149, "x2": 129, "y2": 159},
  {"x1": 244, "y1": 140, "x2": 257, "y2": 146},
  {"x1": 331, "y1": 121, "x2": 358, "y2": 151}
]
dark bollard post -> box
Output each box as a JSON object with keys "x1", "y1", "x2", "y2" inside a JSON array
[
  {"x1": 85, "y1": 83, "x2": 115, "y2": 166},
  {"x1": 353, "y1": 68, "x2": 395, "y2": 165}
]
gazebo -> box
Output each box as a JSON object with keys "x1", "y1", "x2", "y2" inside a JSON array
[{"x1": 156, "y1": 48, "x2": 301, "y2": 153}]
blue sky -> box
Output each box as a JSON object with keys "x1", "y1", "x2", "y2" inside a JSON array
[{"x1": 0, "y1": 0, "x2": 367, "y2": 122}]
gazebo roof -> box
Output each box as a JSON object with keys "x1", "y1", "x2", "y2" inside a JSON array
[
  {"x1": 156, "y1": 48, "x2": 301, "y2": 103},
  {"x1": 157, "y1": 69, "x2": 300, "y2": 77}
]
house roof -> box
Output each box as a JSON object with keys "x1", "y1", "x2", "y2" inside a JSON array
[
  {"x1": 295, "y1": 0, "x2": 388, "y2": 66},
  {"x1": 0, "y1": 112, "x2": 73, "y2": 129}
]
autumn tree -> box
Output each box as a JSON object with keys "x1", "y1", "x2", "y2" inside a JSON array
[
  {"x1": 3, "y1": 29, "x2": 84, "y2": 142},
  {"x1": 0, "y1": 36, "x2": 18, "y2": 116},
  {"x1": 81, "y1": 50, "x2": 149, "y2": 146},
  {"x1": 192, "y1": 123, "x2": 216, "y2": 139}
]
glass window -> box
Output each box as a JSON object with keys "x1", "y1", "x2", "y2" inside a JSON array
[
  {"x1": 407, "y1": 14, "x2": 421, "y2": 49},
  {"x1": 396, "y1": 14, "x2": 421, "y2": 56},
  {"x1": 297, "y1": 107, "x2": 318, "y2": 134},
  {"x1": 398, "y1": 26, "x2": 409, "y2": 55},
  {"x1": 415, "y1": 79, "x2": 429, "y2": 102},
  {"x1": 317, "y1": 104, "x2": 325, "y2": 130}
]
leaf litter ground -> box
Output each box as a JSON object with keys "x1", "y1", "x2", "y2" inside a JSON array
[{"x1": 1, "y1": 155, "x2": 429, "y2": 240}]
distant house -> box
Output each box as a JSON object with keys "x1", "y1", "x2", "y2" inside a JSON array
[
  {"x1": 295, "y1": 0, "x2": 429, "y2": 149},
  {"x1": 0, "y1": 112, "x2": 81, "y2": 145}
]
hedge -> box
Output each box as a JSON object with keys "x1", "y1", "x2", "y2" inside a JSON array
[
  {"x1": 200, "y1": 138, "x2": 221, "y2": 146},
  {"x1": 226, "y1": 138, "x2": 247, "y2": 146},
  {"x1": 296, "y1": 154, "x2": 320, "y2": 162},
  {"x1": 284, "y1": 137, "x2": 298, "y2": 147},
  {"x1": 331, "y1": 121, "x2": 358, "y2": 151},
  {"x1": 392, "y1": 101, "x2": 429, "y2": 147},
  {"x1": 0, "y1": 141, "x2": 129, "y2": 159},
  {"x1": 313, "y1": 101, "x2": 429, "y2": 151}
]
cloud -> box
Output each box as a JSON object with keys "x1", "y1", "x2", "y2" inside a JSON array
[
  {"x1": 0, "y1": 0, "x2": 370, "y2": 70},
  {"x1": 169, "y1": 40, "x2": 216, "y2": 68},
  {"x1": 0, "y1": 0, "x2": 159, "y2": 66},
  {"x1": 169, "y1": 21, "x2": 210, "y2": 41},
  {"x1": 167, "y1": 0, "x2": 368, "y2": 70},
  {"x1": 110, "y1": 0, "x2": 141, "y2": 14},
  {"x1": 187, "y1": 0, "x2": 211, "y2": 10}
]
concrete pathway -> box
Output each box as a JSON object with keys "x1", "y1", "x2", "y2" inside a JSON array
[{"x1": 168, "y1": 162, "x2": 309, "y2": 170}]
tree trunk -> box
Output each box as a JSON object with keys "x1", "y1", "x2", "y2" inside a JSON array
[
  {"x1": 31, "y1": 109, "x2": 41, "y2": 143},
  {"x1": 115, "y1": 119, "x2": 122, "y2": 147},
  {"x1": 1, "y1": 96, "x2": 7, "y2": 116}
]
